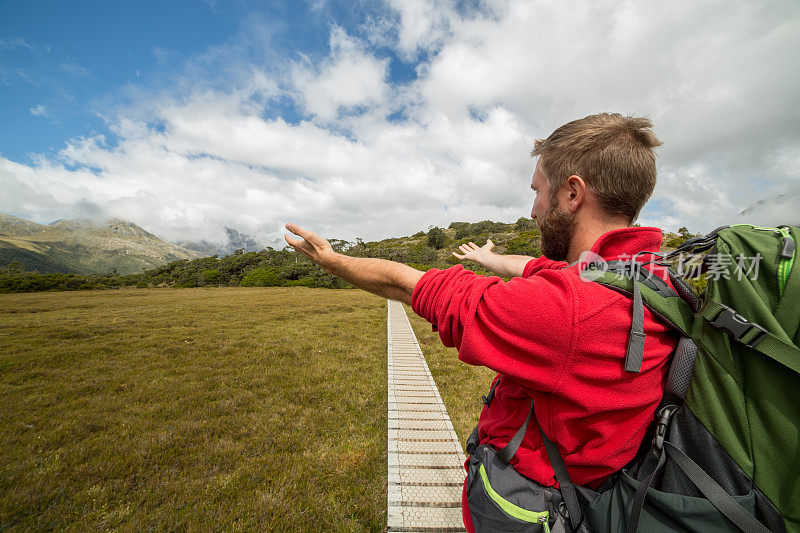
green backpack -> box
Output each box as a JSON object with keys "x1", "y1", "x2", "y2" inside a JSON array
[{"x1": 465, "y1": 224, "x2": 799, "y2": 532}]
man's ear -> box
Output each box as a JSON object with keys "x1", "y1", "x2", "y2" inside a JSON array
[{"x1": 564, "y1": 174, "x2": 587, "y2": 213}]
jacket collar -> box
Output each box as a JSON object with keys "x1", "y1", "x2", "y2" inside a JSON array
[{"x1": 589, "y1": 226, "x2": 664, "y2": 261}]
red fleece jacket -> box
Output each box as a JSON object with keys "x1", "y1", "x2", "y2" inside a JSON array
[{"x1": 411, "y1": 227, "x2": 678, "y2": 530}]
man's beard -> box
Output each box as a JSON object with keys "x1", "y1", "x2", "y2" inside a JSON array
[{"x1": 538, "y1": 198, "x2": 577, "y2": 262}]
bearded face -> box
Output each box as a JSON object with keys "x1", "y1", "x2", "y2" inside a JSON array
[{"x1": 537, "y1": 195, "x2": 577, "y2": 262}]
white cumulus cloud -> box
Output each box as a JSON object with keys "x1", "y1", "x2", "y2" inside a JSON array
[
  {"x1": 292, "y1": 27, "x2": 390, "y2": 121},
  {"x1": 3, "y1": 0, "x2": 799, "y2": 251}
]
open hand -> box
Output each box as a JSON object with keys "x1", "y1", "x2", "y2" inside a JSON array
[
  {"x1": 284, "y1": 223, "x2": 336, "y2": 268},
  {"x1": 452, "y1": 239, "x2": 495, "y2": 264}
]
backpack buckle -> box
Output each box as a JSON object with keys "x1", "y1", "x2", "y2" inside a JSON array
[
  {"x1": 653, "y1": 405, "x2": 678, "y2": 450},
  {"x1": 709, "y1": 303, "x2": 768, "y2": 348}
]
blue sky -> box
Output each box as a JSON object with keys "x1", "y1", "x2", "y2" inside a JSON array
[
  {"x1": 1, "y1": 1, "x2": 799, "y2": 246},
  {"x1": 0, "y1": 1, "x2": 381, "y2": 161}
]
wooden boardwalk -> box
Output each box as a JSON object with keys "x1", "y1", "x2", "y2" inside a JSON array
[{"x1": 386, "y1": 300, "x2": 467, "y2": 532}]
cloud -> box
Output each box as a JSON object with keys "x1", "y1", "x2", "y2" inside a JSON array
[
  {"x1": 152, "y1": 46, "x2": 178, "y2": 64},
  {"x1": 3, "y1": 0, "x2": 800, "y2": 249},
  {"x1": 385, "y1": 0, "x2": 456, "y2": 61},
  {"x1": 29, "y1": 104, "x2": 54, "y2": 120},
  {"x1": 400, "y1": 0, "x2": 800, "y2": 230},
  {"x1": 291, "y1": 27, "x2": 389, "y2": 121},
  {"x1": 59, "y1": 61, "x2": 90, "y2": 76},
  {"x1": 0, "y1": 37, "x2": 50, "y2": 55}
]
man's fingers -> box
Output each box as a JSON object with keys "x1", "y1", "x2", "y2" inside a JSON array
[
  {"x1": 284, "y1": 234, "x2": 308, "y2": 253},
  {"x1": 452, "y1": 252, "x2": 465, "y2": 259},
  {"x1": 284, "y1": 222, "x2": 302, "y2": 234},
  {"x1": 286, "y1": 222, "x2": 327, "y2": 250},
  {"x1": 285, "y1": 223, "x2": 313, "y2": 240},
  {"x1": 285, "y1": 233, "x2": 313, "y2": 251}
]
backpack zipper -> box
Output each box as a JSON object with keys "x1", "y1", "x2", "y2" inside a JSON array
[{"x1": 777, "y1": 226, "x2": 795, "y2": 296}]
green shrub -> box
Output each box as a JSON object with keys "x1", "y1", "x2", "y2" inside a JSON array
[
  {"x1": 240, "y1": 267, "x2": 282, "y2": 287},
  {"x1": 202, "y1": 269, "x2": 222, "y2": 285},
  {"x1": 688, "y1": 275, "x2": 708, "y2": 295},
  {"x1": 286, "y1": 276, "x2": 316, "y2": 287},
  {"x1": 505, "y1": 231, "x2": 540, "y2": 256},
  {"x1": 664, "y1": 236, "x2": 685, "y2": 248}
]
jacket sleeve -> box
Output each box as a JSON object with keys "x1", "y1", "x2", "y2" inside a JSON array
[
  {"x1": 523, "y1": 256, "x2": 568, "y2": 277},
  {"x1": 411, "y1": 265, "x2": 575, "y2": 393}
]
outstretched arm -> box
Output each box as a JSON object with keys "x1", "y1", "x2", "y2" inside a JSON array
[
  {"x1": 284, "y1": 223, "x2": 424, "y2": 305},
  {"x1": 452, "y1": 239, "x2": 533, "y2": 278}
]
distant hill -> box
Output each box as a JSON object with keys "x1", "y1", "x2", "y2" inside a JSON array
[
  {"x1": 0, "y1": 213, "x2": 203, "y2": 274},
  {"x1": 0, "y1": 216, "x2": 694, "y2": 293},
  {"x1": 177, "y1": 227, "x2": 266, "y2": 257}
]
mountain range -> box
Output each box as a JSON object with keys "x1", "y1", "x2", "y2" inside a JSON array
[
  {"x1": 10, "y1": 198, "x2": 794, "y2": 278},
  {"x1": 177, "y1": 227, "x2": 266, "y2": 257},
  {"x1": 0, "y1": 213, "x2": 203, "y2": 275}
]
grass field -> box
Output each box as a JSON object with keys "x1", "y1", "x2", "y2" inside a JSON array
[
  {"x1": 0, "y1": 287, "x2": 493, "y2": 531},
  {"x1": 0, "y1": 288, "x2": 393, "y2": 531}
]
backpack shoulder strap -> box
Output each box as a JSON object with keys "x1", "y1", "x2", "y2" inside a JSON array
[
  {"x1": 584, "y1": 263, "x2": 696, "y2": 375},
  {"x1": 588, "y1": 268, "x2": 695, "y2": 337}
]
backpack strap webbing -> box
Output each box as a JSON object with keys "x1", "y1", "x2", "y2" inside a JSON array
[
  {"x1": 627, "y1": 405, "x2": 678, "y2": 533},
  {"x1": 625, "y1": 263, "x2": 647, "y2": 373},
  {"x1": 700, "y1": 299, "x2": 800, "y2": 375},
  {"x1": 626, "y1": 405, "x2": 771, "y2": 533},
  {"x1": 539, "y1": 420, "x2": 583, "y2": 531},
  {"x1": 496, "y1": 399, "x2": 584, "y2": 531},
  {"x1": 591, "y1": 272, "x2": 695, "y2": 336},
  {"x1": 602, "y1": 260, "x2": 677, "y2": 298},
  {"x1": 627, "y1": 447, "x2": 666, "y2": 533},
  {"x1": 663, "y1": 441, "x2": 771, "y2": 533},
  {"x1": 587, "y1": 263, "x2": 692, "y2": 372},
  {"x1": 495, "y1": 398, "x2": 533, "y2": 463},
  {"x1": 481, "y1": 375, "x2": 501, "y2": 407}
]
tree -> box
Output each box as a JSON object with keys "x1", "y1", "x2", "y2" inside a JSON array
[
  {"x1": 514, "y1": 217, "x2": 536, "y2": 231},
  {"x1": 329, "y1": 239, "x2": 352, "y2": 253},
  {"x1": 240, "y1": 267, "x2": 282, "y2": 287},
  {"x1": 426, "y1": 226, "x2": 446, "y2": 249},
  {"x1": 506, "y1": 231, "x2": 540, "y2": 256},
  {"x1": 202, "y1": 269, "x2": 222, "y2": 285}
]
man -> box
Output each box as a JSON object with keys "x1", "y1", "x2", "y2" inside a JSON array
[{"x1": 285, "y1": 113, "x2": 677, "y2": 531}]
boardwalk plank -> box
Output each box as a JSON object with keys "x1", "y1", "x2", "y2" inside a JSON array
[{"x1": 387, "y1": 300, "x2": 467, "y2": 533}]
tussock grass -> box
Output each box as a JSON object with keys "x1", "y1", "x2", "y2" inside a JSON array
[{"x1": 0, "y1": 288, "x2": 387, "y2": 531}]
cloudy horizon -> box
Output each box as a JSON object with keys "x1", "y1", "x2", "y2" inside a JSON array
[{"x1": 2, "y1": 0, "x2": 799, "y2": 248}]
